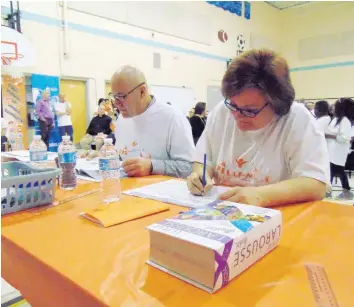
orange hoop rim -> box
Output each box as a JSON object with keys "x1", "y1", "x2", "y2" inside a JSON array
[{"x1": 1, "y1": 53, "x2": 24, "y2": 65}]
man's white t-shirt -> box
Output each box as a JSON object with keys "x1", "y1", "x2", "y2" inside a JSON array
[
  {"x1": 326, "y1": 117, "x2": 352, "y2": 166},
  {"x1": 316, "y1": 115, "x2": 331, "y2": 135},
  {"x1": 54, "y1": 101, "x2": 72, "y2": 126},
  {"x1": 114, "y1": 97, "x2": 195, "y2": 178},
  {"x1": 195, "y1": 102, "x2": 330, "y2": 187}
]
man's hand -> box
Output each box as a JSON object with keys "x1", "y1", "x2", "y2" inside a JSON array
[
  {"x1": 187, "y1": 172, "x2": 213, "y2": 196},
  {"x1": 122, "y1": 158, "x2": 152, "y2": 177},
  {"x1": 219, "y1": 186, "x2": 264, "y2": 206}
]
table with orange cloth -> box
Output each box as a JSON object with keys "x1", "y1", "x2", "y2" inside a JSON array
[{"x1": 2, "y1": 176, "x2": 354, "y2": 307}]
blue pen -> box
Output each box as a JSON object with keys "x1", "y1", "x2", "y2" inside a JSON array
[{"x1": 202, "y1": 153, "x2": 207, "y2": 191}]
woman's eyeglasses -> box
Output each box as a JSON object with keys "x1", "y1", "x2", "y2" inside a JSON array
[
  {"x1": 109, "y1": 82, "x2": 145, "y2": 102},
  {"x1": 224, "y1": 99, "x2": 270, "y2": 118}
]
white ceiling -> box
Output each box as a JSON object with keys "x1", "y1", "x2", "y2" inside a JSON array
[{"x1": 265, "y1": 1, "x2": 312, "y2": 10}]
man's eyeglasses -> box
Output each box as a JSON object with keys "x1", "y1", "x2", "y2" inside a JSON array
[
  {"x1": 109, "y1": 82, "x2": 145, "y2": 102},
  {"x1": 224, "y1": 99, "x2": 270, "y2": 118}
]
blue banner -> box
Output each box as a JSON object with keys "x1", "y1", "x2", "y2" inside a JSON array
[
  {"x1": 244, "y1": 2, "x2": 251, "y2": 20},
  {"x1": 31, "y1": 74, "x2": 61, "y2": 152}
]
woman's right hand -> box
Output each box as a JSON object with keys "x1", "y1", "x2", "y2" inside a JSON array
[{"x1": 187, "y1": 171, "x2": 213, "y2": 196}]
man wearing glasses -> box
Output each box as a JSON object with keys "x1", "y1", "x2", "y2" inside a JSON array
[{"x1": 111, "y1": 65, "x2": 195, "y2": 178}]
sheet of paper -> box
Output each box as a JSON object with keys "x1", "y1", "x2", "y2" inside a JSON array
[
  {"x1": 76, "y1": 158, "x2": 128, "y2": 181},
  {"x1": 123, "y1": 179, "x2": 231, "y2": 208},
  {"x1": 2, "y1": 150, "x2": 57, "y2": 161},
  {"x1": 3, "y1": 150, "x2": 30, "y2": 157},
  {"x1": 76, "y1": 158, "x2": 99, "y2": 171}
]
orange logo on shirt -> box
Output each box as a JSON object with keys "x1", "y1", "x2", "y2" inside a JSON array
[{"x1": 236, "y1": 158, "x2": 247, "y2": 168}]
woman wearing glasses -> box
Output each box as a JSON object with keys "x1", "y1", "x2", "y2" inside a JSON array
[{"x1": 187, "y1": 49, "x2": 330, "y2": 207}]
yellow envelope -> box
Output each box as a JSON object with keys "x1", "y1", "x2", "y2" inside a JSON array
[{"x1": 81, "y1": 201, "x2": 169, "y2": 227}]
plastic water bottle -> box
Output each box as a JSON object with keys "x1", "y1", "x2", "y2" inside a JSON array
[
  {"x1": 29, "y1": 135, "x2": 48, "y2": 167},
  {"x1": 58, "y1": 135, "x2": 77, "y2": 190},
  {"x1": 99, "y1": 138, "x2": 121, "y2": 203}
]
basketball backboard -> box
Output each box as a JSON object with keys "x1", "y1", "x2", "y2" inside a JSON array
[{"x1": 1, "y1": 26, "x2": 35, "y2": 67}]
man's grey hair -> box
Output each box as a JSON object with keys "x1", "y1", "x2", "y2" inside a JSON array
[{"x1": 112, "y1": 65, "x2": 147, "y2": 85}]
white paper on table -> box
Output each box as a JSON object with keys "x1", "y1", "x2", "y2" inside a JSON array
[
  {"x1": 3, "y1": 150, "x2": 29, "y2": 157},
  {"x1": 123, "y1": 179, "x2": 231, "y2": 208},
  {"x1": 2, "y1": 150, "x2": 57, "y2": 161},
  {"x1": 76, "y1": 158, "x2": 99, "y2": 171},
  {"x1": 75, "y1": 158, "x2": 128, "y2": 181}
]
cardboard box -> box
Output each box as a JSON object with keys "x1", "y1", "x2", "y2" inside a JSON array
[{"x1": 147, "y1": 200, "x2": 282, "y2": 293}]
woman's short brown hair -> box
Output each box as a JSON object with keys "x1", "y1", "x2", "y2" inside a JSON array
[{"x1": 222, "y1": 49, "x2": 295, "y2": 116}]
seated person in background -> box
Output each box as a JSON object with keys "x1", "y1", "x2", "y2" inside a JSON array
[
  {"x1": 111, "y1": 65, "x2": 195, "y2": 178},
  {"x1": 97, "y1": 98, "x2": 105, "y2": 106},
  {"x1": 314, "y1": 100, "x2": 331, "y2": 135},
  {"x1": 187, "y1": 49, "x2": 330, "y2": 207},
  {"x1": 189, "y1": 102, "x2": 207, "y2": 145},
  {"x1": 98, "y1": 97, "x2": 118, "y2": 121},
  {"x1": 80, "y1": 105, "x2": 115, "y2": 151}
]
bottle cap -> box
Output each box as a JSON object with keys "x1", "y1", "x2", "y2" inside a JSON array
[
  {"x1": 62, "y1": 135, "x2": 70, "y2": 140},
  {"x1": 104, "y1": 138, "x2": 113, "y2": 144}
]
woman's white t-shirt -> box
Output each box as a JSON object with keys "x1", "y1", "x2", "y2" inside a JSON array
[
  {"x1": 195, "y1": 102, "x2": 330, "y2": 187},
  {"x1": 326, "y1": 117, "x2": 352, "y2": 166},
  {"x1": 316, "y1": 115, "x2": 331, "y2": 135}
]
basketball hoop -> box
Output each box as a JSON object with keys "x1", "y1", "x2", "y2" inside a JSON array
[
  {"x1": 1, "y1": 27, "x2": 36, "y2": 81},
  {"x1": 1, "y1": 52, "x2": 24, "y2": 65}
]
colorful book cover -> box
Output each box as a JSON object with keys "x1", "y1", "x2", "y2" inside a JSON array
[{"x1": 147, "y1": 200, "x2": 282, "y2": 292}]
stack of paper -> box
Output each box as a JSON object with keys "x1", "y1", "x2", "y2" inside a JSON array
[
  {"x1": 124, "y1": 179, "x2": 231, "y2": 208},
  {"x1": 76, "y1": 158, "x2": 127, "y2": 181},
  {"x1": 1, "y1": 150, "x2": 57, "y2": 162},
  {"x1": 147, "y1": 200, "x2": 282, "y2": 292}
]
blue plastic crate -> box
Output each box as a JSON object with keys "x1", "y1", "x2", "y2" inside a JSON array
[{"x1": 1, "y1": 162, "x2": 61, "y2": 215}]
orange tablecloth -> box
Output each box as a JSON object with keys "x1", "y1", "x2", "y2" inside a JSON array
[{"x1": 2, "y1": 176, "x2": 354, "y2": 307}]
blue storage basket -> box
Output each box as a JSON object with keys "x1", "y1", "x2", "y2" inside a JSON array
[{"x1": 1, "y1": 162, "x2": 61, "y2": 215}]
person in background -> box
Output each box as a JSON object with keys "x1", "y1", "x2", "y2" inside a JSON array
[
  {"x1": 314, "y1": 100, "x2": 331, "y2": 135},
  {"x1": 187, "y1": 107, "x2": 195, "y2": 122},
  {"x1": 97, "y1": 98, "x2": 116, "y2": 120},
  {"x1": 205, "y1": 109, "x2": 209, "y2": 120},
  {"x1": 187, "y1": 49, "x2": 330, "y2": 207},
  {"x1": 189, "y1": 102, "x2": 207, "y2": 145},
  {"x1": 325, "y1": 98, "x2": 354, "y2": 197},
  {"x1": 111, "y1": 65, "x2": 195, "y2": 178},
  {"x1": 35, "y1": 90, "x2": 54, "y2": 149},
  {"x1": 329, "y1": 104, "x2": 335, "y2": 119},
  {"x1": 1, "y1": 117, "x2": 10, "y2": 152},
  {"x1": 80, "y1": 105, "x2": 115, "y2": 151},
  {"x1": 55, "y1": 93, "x2": 73, "y2": 141}
]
